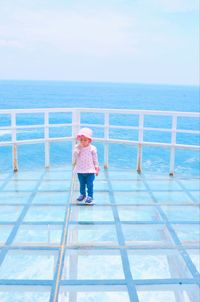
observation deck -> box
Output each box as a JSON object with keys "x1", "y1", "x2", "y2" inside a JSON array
[{"x1": 0, "y1": 108, "x2": 199, "y2": 301}]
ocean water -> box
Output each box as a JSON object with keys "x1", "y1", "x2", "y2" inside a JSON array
[{"x1": 0, "y1": 80, "x2": 199, "y2": 175}]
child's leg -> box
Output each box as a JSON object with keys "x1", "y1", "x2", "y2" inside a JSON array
[
  {"x1": 86, "y1": 173, "x2": 95, "y2": 198},
  {"x1": 78, "y1": 173, "x2": 86, "y2": 196}
]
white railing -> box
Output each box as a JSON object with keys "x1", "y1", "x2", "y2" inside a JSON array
[{"x1": 0, "y1": 108, "x2": 199, "y2": 175}]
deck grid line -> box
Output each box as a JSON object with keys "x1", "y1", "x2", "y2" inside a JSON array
[
  {"x1": 141, "y1": 176, "x2": 200, "y2": 286},
  {"x1": 0, "y1": 171, "x2": 46, "y2": 267},
  {"x1": 0, "y1": 168, "x2": 199, "y2": 301},
  {"x1": 105, "y1": 170, "x2": 140, "y2": 302}
]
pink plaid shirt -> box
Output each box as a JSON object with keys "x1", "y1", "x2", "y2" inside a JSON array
[{"x1": 73, "y1": 144, "x2": 99, "y2": 173}]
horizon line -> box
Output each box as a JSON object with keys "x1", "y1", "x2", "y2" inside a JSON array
[{"x1": 0, "y1": 78, "x2": 199, "y2": 88}]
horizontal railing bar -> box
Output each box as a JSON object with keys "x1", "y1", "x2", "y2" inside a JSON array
[
  {"x1": 49, "y1": 123, "x2": 72, "y2": 127},
  {"x1": 97, "y1": 139, "x2": 200, "y2": 149},
  {"x1": 0, "y1": 137, "x2": 199, "y2": 150},
  {"x1": 1, "y1": 124, "x2": 199, "y2": 134},
  {"x1": 0, "y1": 108, "x2": 74, "y2": 114},
  {"x1": 0, "y1": 107, "x2": 199, "y2": 117},
  {"x1": 0, "y1": 137, "x2": 73, "y2": 146},
  {"x1": 143, "y1": 127, "x2": 200, "y2": 134},
  {"x1": 80, "y1": 123, "x2": 108, "y2": 128},
  {"x1": 0, "y1": 124, "x2": 72, "y2": 130},
  {"x1": 176, "y1": 129, "x2": 200, "y2": 134},
  {"x1": 173, "y1": 143, "x2": 200, "y2": 149}
]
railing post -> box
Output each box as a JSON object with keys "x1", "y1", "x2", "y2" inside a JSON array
[
  {"x1": 137, "y1": 114, "x2": 144, "y2": 173},
  {"x1": 104, "y1": 112, "x2": 109, "y2": 169},
  {"x1": 44, "y1": 111, "x2": 50, "y2": 168},
  {"x1": 169, "y1": 115, "x2": 177, "y2": 176},
  {"x1": 72, "y1": 109, "x2": 80, "y2": 161},
  {"x1": 11, "y1": 112, "x2": 18, "y2": 172}
]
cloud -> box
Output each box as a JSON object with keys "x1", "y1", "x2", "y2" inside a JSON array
[
  {"x1": 0, "y1": 39, "x2": 23, "y2": 48},
  {"x1": 147, "y1": 0, "x2": 199, "y2": 13},
  {"x1": 0, "y1": 5, "x2": 138, "y2": 57},
  {"x1": 0, "y1": 0, "x2": 198, "y2": 84},
  {"x1": 0, "y1": 1, "x2": 197, "y2": 58}
]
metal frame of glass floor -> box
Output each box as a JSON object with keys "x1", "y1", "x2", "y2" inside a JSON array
[{"x1": 0, "y1": 167, "x2": 199, "y2": 302}]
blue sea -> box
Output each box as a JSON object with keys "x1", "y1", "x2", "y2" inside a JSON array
[{"x1": 0, "y1": 80, "x2": 199, "y2": 175}]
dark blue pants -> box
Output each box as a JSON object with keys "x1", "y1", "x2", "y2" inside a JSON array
[{"x1": 78, "y1": 173, "x2": 95, "y2": 198}]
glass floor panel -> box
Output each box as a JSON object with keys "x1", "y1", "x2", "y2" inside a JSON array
[
  {"x1": 161, "y1": 206, "x2": 200, "y2": 222},
  {"x1": 0, "y1": 167, "x2": 199, "y2": 302},
  {"x1": 152, "y1": 191, "x2": 194, "y2": 204},
  {"x1": 118, "y1": 205, "x2": 161, "y2": 221},
  {"x1": 179, "y1": 179, "x2": 200, "y2": 190},
  {"x1": 136, "y1": 284, "x2": 200, "y2": 302},
  {"x1": 111, "y1": 180, "x2": 146, "y2": 191},
  {"x1": 38, "y1": 180, "x2": 70, "y2": 191},
  {"x1": 0, "y1": 250, "x2": 58, "y2": 279},
  {"x1": 189, "y1": 191, "x2": 200, "y2": 202},
  {"x1": 121, "y1": 224, "x2": 174, "y2": 247},
  {"x1": 0, "y1": 286, "x2": 51, "y2": 302},
  {"x1": 58, "y1": 286, "x2": 130, "y2": 302},
  {"x1": 0, "y1": 226, "x2": 13, "y2": 245},
  {"x1": 69, "y1": 205, "x2": 114, "y2": 222},
  {"x1": 13, "y1": 225, "x2": 63, "y2": 246},
  {"x1": 113, "y1": 191, "x2": 154, "y2": 204},
  {"x1": 127, "y1": 249, "x2": 192, "y2": 279},
  {"x1": 32, "y1": 192, "x2": 68, "y2": 204},
  {"x1": 146, "y1": 180, "x2": 182, "y2": 190},
  {"x1": 3, "y1": 180, "x2": 38, "y2": 191},
  {"x1": 0, "y1": 205, "x2": 23, "y2": 222},
  {"x1": 87, "y1": 192, "x2": 111, "y2": 204},
  {"x1": 23, "y1": 206, "x2": 66, "y2": 222},
  {"x1": 62, "y1": 249, "x2": 125, "y2": 280},
  {"x1": 67, "y1": 224, "x2": 118, "y2": 247},
  {"x1": 172, "y1": 224, "x2": 200, "y2": 247},
  {"x1": 0, "y1": 192, "x2": 32, "y2": 204}
]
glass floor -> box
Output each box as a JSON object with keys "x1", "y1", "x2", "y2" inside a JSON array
[{"x1": 0, "y1": 167, "x2": 199, "y2": 302}]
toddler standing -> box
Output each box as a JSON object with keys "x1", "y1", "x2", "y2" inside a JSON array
[{"x1": 73, "y1": 128, "x2": 99, "y2": 204}]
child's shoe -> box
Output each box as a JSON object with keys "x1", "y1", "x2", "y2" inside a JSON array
[
  {"x1": 85, "y1": 196, "x2": 94, "y2": 205},
  {"x1": 76, "y1": 195, "x2": 86, "y2": 202}
]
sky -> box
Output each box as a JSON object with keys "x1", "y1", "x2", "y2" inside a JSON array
[{"x1": 0, "y1": 0, "x2": 199, "y2": 85}]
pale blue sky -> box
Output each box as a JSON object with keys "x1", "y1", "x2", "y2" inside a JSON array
[{"x1": 0, "y1": 0, "x2": 199, "y2": 85}]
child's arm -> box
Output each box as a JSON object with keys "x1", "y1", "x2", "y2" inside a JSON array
[
  {"x1": 72, "y1": 144, "x2": 81, "y2": 167},
  {"x1": 92, "y1": 146, "x2": 99, "y2": 176}
]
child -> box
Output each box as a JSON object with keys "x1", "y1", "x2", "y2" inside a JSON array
[{"x1": 73, "y1": 127, "x2": 99, "y2": 204}]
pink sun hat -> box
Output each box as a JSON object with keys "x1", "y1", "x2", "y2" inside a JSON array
[{"x1": 77, "y1": 128, "x2": 93, "y2": 141}]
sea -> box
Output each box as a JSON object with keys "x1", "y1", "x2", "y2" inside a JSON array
[{"x1": 0, "y1": 80, "x2": 199, "y2": 176}]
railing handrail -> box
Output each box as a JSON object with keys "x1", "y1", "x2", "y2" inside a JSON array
[
  {"x1": 0, "y1": 107, "x2": 199, "y2": 175},
  {"x1": 0, "y1": 107, "x2": 200, "y2": 117}
]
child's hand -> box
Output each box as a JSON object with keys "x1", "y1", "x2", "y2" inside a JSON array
[{"x1": 95, "y1": 167, "x2": 100, "y2": 176}]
